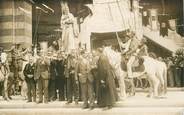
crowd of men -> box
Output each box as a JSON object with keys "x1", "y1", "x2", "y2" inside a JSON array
[
  {"x1": 0, "y1": 31, "x2": 174, "y2": 110},
  {"x1": 0, "y1": 42, "x2": 122, "y2": 110}
]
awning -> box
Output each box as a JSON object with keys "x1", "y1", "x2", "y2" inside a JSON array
[{"x1": 143, "y1": 27, "x2": 181, "y2": 53}]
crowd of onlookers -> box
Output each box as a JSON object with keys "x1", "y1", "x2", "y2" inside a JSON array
[
  {"x1": 0, "y1": 44, "x2": 184, "y2": 110},
  {"x1": 30, "y1": 48, "x2": 119, "y2": 109},
  {"x1": 164, "y1": 57, "x2": 184, "y2": 88},
  {"x1": 0, "y1": 45, "x2": 120, "y2": 110}
]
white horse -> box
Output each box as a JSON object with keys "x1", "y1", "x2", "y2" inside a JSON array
[{"x1": 103, "y1": 46, "x2": 167, "y2": 99}]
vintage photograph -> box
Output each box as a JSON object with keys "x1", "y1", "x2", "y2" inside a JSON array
[{"x1": 0, "y1": 0, "x2": 184, "y2": 115}]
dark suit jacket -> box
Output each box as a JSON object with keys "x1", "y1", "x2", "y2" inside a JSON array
[
  {"x1": 23, "y1": 63, "x2": 35, "y2": 81},
  {"x1": 34, "y1": 57, "x2": 50, "y2": 80},
  {"x1": 56, "y1": 59, "x2": 65, "y2": 79},
  {"x1": 76, "y1": 57, "x2": 94, "y2": 84},
  {"x1": 50, "y1": 59, "x2": 57, "y2": 80}
]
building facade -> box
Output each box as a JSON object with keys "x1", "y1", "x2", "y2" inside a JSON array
[{"x1": 0, "y1": 0, "x2": 32, "y2": 49}]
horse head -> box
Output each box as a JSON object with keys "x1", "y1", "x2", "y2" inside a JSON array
[{"x1": 103, "y1": 46, "x2": 121, "y2": 70}]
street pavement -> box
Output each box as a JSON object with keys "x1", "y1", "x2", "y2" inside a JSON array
[
  {"x1": 0, "y1": 91, "x2": 184, "y2": 115},
  {"x1": 1, "y1": 91, "x2": 184, "y2": 108}
]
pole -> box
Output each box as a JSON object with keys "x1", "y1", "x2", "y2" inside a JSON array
[
  {"x1": 183, "y1": 0, "x2": 184, "y2": 36},
  {"x1": 12, "y1": 0, "x2": 15, "y2": 44}
]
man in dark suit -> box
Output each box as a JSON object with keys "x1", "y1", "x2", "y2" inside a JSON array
[
  {"x1": 23, "y1": 56, "x2": 36, "y2": 103},
  {"x1": 55, "y1": 52, "x2": 66, "y2": 101},
  {"x1": 48, "y1": 57, "x2": 57, "y2": 102},
  {"x1": 65, "y1": 53, "x2": 79, "y2": 104},
  {"x1": 34, "y1": 51, "x2": 50, "y2": 104},
  {"x1": 76, "y1": 51, "x2": 94, "y2": 109}
]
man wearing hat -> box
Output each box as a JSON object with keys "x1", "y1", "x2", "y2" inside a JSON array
[
  {"x1": 65, "y1": 51, "x2": 79, "y2": 104},
  {"x1": 76, "y1": 50, "x2": 94, "y2": 109},
  {"x1": 34, "y1": 50, "x2": 50, "y2": 104},
  {"x1": 123, "y1": 31, "x2": 141, "y2": 78},
  {"x1": 48, "y1": 53, "x2": 58, "y2": 101},
  {"x1": 23, "y1": 56, "x2": 36, "y2": 102},
  {"x1": 55, "y1": 52, "x2": 66, "y2": 101}
]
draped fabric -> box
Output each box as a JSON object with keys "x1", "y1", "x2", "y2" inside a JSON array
[
  {"x1": 78, "y1": 0, "x2": 135, "y2": 51},
  {"x1": 88, "y1": 0, "x2": 133, "y2": 33},
  {"x1": 158, "y1": 15, "x2": 169, "y2": 37},
  {"x1": 142, "y1": 8, "x2": 149, "y2": 26}
]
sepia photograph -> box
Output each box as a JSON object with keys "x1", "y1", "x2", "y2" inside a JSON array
[{"x1": 0, "y1": 0, "x2": 184, "y2": 115}]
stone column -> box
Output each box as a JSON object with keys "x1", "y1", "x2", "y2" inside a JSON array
[
  {"x1": 0, "y1": 0, "x2": 32, "y2": 49},
  {"x1": 183, "y1": 0, "x2": 184, "y2": 36}
]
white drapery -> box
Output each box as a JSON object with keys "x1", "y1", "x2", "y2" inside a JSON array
[{"x1": 78, "y1": 0, "x2": 136, "y2": 51}]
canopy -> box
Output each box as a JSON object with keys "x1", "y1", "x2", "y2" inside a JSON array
[
  {"x1": 87, "y1": 0, "x2": 134, "y2": 33},
  {"x1": 78, "y1": 0, "x2": 135, "y2": 51}
]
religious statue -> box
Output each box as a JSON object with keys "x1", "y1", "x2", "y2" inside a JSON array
[{"x1": 60, "y1": 2, "x2": 79, "y2": 53}]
